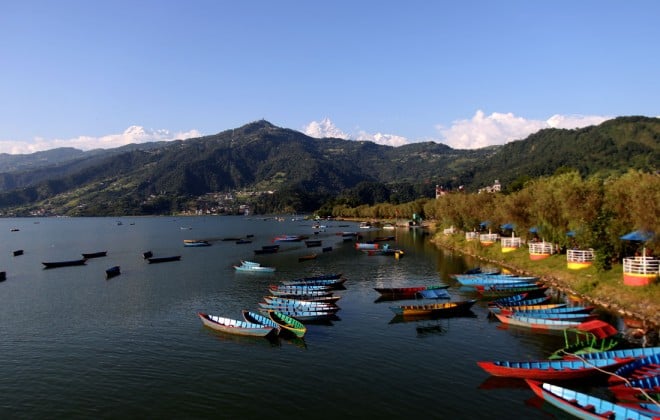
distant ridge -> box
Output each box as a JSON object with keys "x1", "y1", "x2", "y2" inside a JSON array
[{"x1": 0, "y1": 116, "x2": 657, "y2": 215}]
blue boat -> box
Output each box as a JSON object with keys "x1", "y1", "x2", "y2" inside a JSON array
[
  {"x1": 241, "y1": 310, "x2": 281, "y2": 334},
  {"x1": 574, "y1": 346, "x2": 660, "y2": 360},
  {"x1": 416, "y1": 288, "x2": 451, "y2": 299},
  {"x1": 609, "y1": 353, "x2": 660, "y2": 385},
  {"x1": 454, "y1": 275, "x2": 538, "y2": 287},
  {"x1": 526, "y1": 380, "x2": 656, "y2": 420},
  {"x1": 488, "y1": 293, "x2": 551, "y2": 307}
]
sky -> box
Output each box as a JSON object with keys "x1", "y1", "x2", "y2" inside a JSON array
[{"x1": 1, "y1": 1, "x2": 659, "y2": 154}]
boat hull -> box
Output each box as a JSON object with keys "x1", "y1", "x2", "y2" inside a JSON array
[
  {"x1": 42, "y1": 259, "x2": 87, "y2": 269},
  {"x1": 198, "y1": 313, "x2": 276, "y2": 338},
  {"x1": 477, "y1": 358, "x2": 632, "y2": 380}
]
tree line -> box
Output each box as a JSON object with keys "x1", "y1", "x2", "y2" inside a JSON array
[{"x1": 326, "y1": 170, "x2": 659, "y2": 270}]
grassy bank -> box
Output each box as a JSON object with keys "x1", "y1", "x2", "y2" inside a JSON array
[{"x1": 430, "y1": 231, "x2": 659, "y2": 329}]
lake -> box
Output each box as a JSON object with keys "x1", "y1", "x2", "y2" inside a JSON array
[{"x1": 0, "y1": 216, "x2": 608, "y2": 418}]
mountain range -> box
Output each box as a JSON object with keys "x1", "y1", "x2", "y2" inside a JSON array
[{"x1": 0, "y1": 116, "x2": 658, "y2": 216}]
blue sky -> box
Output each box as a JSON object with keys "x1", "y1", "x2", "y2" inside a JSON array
[{"x1": 1, "y1": 0, "x2": 658, "y2": 153}]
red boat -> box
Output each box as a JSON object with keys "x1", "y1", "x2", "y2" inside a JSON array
[{"x1": 477, "y1": 357, "x2": 633, "y2": 381}]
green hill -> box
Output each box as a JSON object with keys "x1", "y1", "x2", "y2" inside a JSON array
[{"x1": 0, "y1": 117, "x2": 657, "y2": 216}]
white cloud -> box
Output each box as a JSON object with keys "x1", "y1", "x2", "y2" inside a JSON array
[
  {"x1": 303, "y1": 117, "x2": 349, "y2": 139},
  {"x1": 0, "y1": 126, "x2": 202, "y2": 154},
  {"x1": 304, "y1": 117, "x2": 409, "y2": 147},
  {"x1": 438, "y1": 110, "x2": 612, "y2": 149},
  {"x1": 354, "y1": 131, "x2": 409, "y2": 147}
]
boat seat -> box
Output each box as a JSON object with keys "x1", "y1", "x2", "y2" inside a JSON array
[
  {"x1": 600, "y1": 411, "x2": 614, "y2": 419},
  {"x1": 582, "y1": 404, "x2": 595, "y2": 412}
]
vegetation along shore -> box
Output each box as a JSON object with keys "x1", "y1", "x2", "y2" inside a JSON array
[{"x1": 333, "y1": 169, "x2": 659, "y2": 341}]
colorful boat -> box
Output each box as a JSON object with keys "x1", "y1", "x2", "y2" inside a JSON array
[
  {"x1": 257, "y1": 302, "x2": 339, "y2": 313},
  {"x1": 576, "y1": 346, "x2": 660, "y2": 361},
  {"x1": 476, "y1": 284, "x2": 548, "y2": 298},
  {"x1": 298, "y1": 254, "x2": 317, "y2": 262},
  {"x1": 374, "y1": 284, "x2": 449, "y2": 299},
  {"x1": 389, "y1": 299, "x2": 476, "y2": 316},
  {"x1": 263, "y1": 310, "x2": 307, "y2": 338},
  {"x1": 197, "y1": 312, "x2": 277, "y2": 338},
  {"x1": 280, "y1": 276, "x2": 346, "y2": 288},
  {"x1": 264, "y1": 308, "x2": 337, "y2": 322},
  {"x1": 183, "y1": 239, "x2": 211, "y2": 247},
  {"x1": 489, "y1": 303, "x2": 568, "y2": 315},
  {"x1": 487, "y1": 293, "x2": 550, "y2": 307},
  {"x1": 496, "y1": 310, "x2": 596, "y2": 322},
  {"x1": 355, "y1": 242, "x2": 379, "y2": 250},
  {"x1": 493, "y1": 312, "x2": 584, "y2": 330},
  {"x1": 608, "y1": 354, "x2": 660, "y2": 385},
  {"x1": 273, "y1": 234, "x2": 305, "y2": 242},
  {"x1": 234, "y1": 261, "x2": 275, "y2": 273},
  {"x1": 526, "y1": 379, "x2": 656, "y2": 420},
  {"x1": 415, "y1": 288, "x2": 451, "y2": 299},
  {"x1": 548, "y1": 320, "x2": 620, "y2": 360},
  {"x1": 241, "y1": 310, "x2": 281, "y2": 335},
  {"x1": 477, "y1": 357, "x2": 633, "y2": 380},
  {"x1": 609, "y1": 375, "x2": 660, "y2": 401},
  {"x1": 264, "y1": 296, "x2": 339, "y2": 307}
]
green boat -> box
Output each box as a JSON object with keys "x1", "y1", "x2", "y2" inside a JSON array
[
  {"x1": 263, "y1": 310, "x2": 307, "y2": 338},
  {"x1": 548, "y1": 319, "x2": 620, "y2": 359}
]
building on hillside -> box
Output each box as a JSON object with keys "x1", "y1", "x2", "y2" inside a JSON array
[{"x1": 478, "y1": 180, "x2": 502, "y2": 194}]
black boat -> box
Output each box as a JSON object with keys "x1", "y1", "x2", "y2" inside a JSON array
[
  {"x1": 0, "y1": 271, "x2": 6, "y2": 281},
  {"x1": 42, "y1": 259, "x2": 87, "y2": 269},
  {"x1": 142, "y1": 251, "x2": 153, "y2": 259},
  {"x1": 13, "y1": 249, "x2": 24, "y2": 256},
  {"x1": 82, "y1": 251, "x2": 107, "y2": 258},
  {"x1": 105, "y1": 266, "x2": 121, "y2": 279},
  {"x1": 147, "y1": 256, "x2": 181, "y2": 264},
  {"x1": 254, "y1": 248, "x2": 278, "y2": 255},
  {"x1": 305, "y1": 240, "x2": 322, "y2": 248}
]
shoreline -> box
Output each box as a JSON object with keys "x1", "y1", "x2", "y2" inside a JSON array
[{"x1": 349, "y1": 218, "x2": 659, "y2": 344}]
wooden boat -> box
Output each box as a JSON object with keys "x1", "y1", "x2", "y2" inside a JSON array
[
  {"x1": 42, "y1": 258, "x2": 87, "y2": 269},
  {"x1": 263, "y1": 296, "x2": 338, "y2": 308},
  {"x1": 273, "y1": 291, "x2": 334, "y2": 299},
  {"x1": 373, "y1": 235, "x2": 395, "y2": 242},
  {"x1": 298, "y1": 254, "x2": 317, "y2": 262},
  {"x1": 487, "y1": 292, "x2": 550, "y2": 307},
  {"x1": 105, "y1": 266, "x2": 121, "y2": 279},
  {"x1": 198, "y1": 312, "x2": 277, "y2": 338},
  {"x1": 234, "y1": 264, "x2": 275, "y2": 273},
  {"x1": 389, "y1": 299, "x2": 477, "y2": 316},
  {"x1": 258, "y1": 302, "x2": 339, "y2": 313},
  {"x1": 304, "y1": 240, "x2": 322, "y2": 248},
  {"x1": 263, "y1": 310, "x2": 307, "y2": 338},
  {"x1": 268, "y1": 294, "x2": 341, "y2": 304},
  {"x1": 142, "y1": 251, "x2": 153, "y2": 259},
  {"x1": 526, "y1": 379, "x2": 656, "y2": 420},
  {"x1": 270, "y1": 284, "x2": 331, "y2": 292},
  {"x1": 241, "y1": 310, "x2": 281, "y2": 334},
  {"x1": 322, "y1": 246, "x2": 333, "y2": 252},
  {"x1": 415, "y1": 288, "x2": 451, "y2": 299},
  {"x1": 493, "y1": 312, "x2": 584, "y2": 330},
  {"x1": 183, "y1": 239, "x2": 211, "y2": 247},
  {"x1": 235, "y1": 239, "x2": 252, "y2": 244},
  {"x1": 476, "y1": 285, "x2": 548, "y2": 298},
  {"x1": 13, "y1": 249, "x2": 24, "y2": 256},
  {"x1": 273, "y1": 234, "x2": 305, "y2": 242},
  {"x1": 477, "y1": 357, "x2": 633, "y2": 381},
  {"x1": 0, "y1": 271, "x2": 6, "y2": 282},
  {"x1": 82, "y1": 251, "x2": 107, "y2": 258},
  {"x1": 454, "y1": 275, "x2": 538, "y2": 287},
  {"x1": 254, "y1": 248, "x2": 278, "y2": 255},
  {"x1": 261, "y1": 245, "x2": 280, "y2": 250},
  {"x1": 374, "y1": 284, "x2": 449, "y2": 298},
  {"x1": 609, "y1": 375, "x2": 660, "y2": 401},
  {"x1": 265, "y1": 309, "x2": 337, "y2": 322},
  {"x1": 489, "y1": 303, "x2": 568, "y2": 314},
  {"x1": 355, "y1": 242, "x2": 379, "y2": 250},
  {"x1": 608, "y1": 354, "x2": 660, "y2": 385},
  {"x1": 280, "y1": 276, "x2": 346, "y2": 288},
  {"x1": 148, "y1": 256, "x2": 181, "y2": 264},
  {"x1": 575, "y1": 346, "x2": 660, "y2": 361},
  {"x1": 548, "y1": 320, "x2": 620, "y2": 360},
  {"x1": 497, "y1": 310, "x2": 597, "y2": 322}
]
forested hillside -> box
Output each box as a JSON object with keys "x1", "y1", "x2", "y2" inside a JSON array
[{"x1": 0, "y1": 117, "x2": 657, "y2": 216}]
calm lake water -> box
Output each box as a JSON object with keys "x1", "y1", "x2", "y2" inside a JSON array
[{"x1": 0, "y1": 216, "x2": 611, "y2": 419}]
